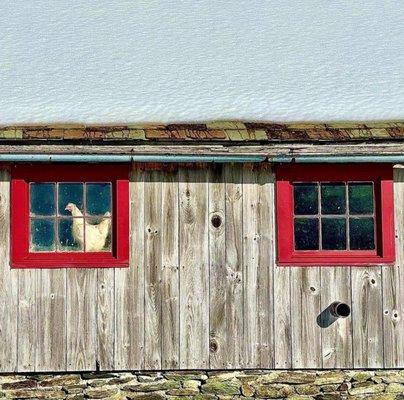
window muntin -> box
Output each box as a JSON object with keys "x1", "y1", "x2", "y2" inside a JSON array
[
  {"x1": 293, "y1": 182, "x2": 376, "y2": 251},
  {"x1": 276, "y1": 164, "x2": 395, "y2": 266},
  {"x1": 29, "y1": 182, "x2": 112, "y2": 252}
]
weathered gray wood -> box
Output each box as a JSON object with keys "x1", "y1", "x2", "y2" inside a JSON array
[
  {"x1": 1, "y1": 142, "x2": 404, "y2": 157},
  {"x1": 382, "y1": 168, "x2": 404, "y2": 367},
  {"x1": 257, "y1": 166, "x2": 275, "y2": 368},
  {"x1": 0, "y1": 170, "x2": 18, "y2": 372},
  {"x1": 161, "y1": 170, "x2": 180, "y2": 369},
  {"x1": 179, "y1": 167, "x2": 209, "y2": 368},
  {"x1": 320, "y1": 268, "x2": 353, "y2": 368},
  {"x1": 208, "y1": 165, "x2": 227, "y2": 368},
  {"x1": 382, "y1": 265, "x2": 403, "y2": 368},
  {"x1": 223, "y1": 164, "x2": 244, "y2": 368},
  {"x1": 351, "y1": 267, "x2": 384, "y2": 368},
  {"x1": 17, "y1": 269, "x2": 37, "y2": 371},
  {"x1": 1, "y1": 162, "x2": 403, "y2": 372},
  {"x1": 144, "y1": 170, "x2": 163, "y2": 369},
  {"x1": 290, "y1": 267, "x2": 322, "y2": 368},
  {"x1": 242, "y1": 165, "x2": 274, "y2": 368},
  {"x1": 114, "y1": 167, "x2": 145, "y2": 370},
  {"x1": 36, "y1": 269, "x2": 67, "y2": 371},
  {"x1": 97, "y1": 269, "x2": 115, "y2": 370},
  {"x1": 242, "y1": 166, "x2": 259, "y2": 368},
  {"x1": 274, "y1": 266, "x2": 292, "y2": 368},
  {"x1": 66, "y1": 269, "x2": 97, "y2": 371}
]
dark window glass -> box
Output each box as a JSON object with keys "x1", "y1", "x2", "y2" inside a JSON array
[
  {"x1": 58, "y1": 183, "x2": 84, "y2": 216},
  {"x1": 30, "y1": 183, "x2": 55, "y2": 216},
  {"x1": 349, "y1": 183, "x2": 373, "y2": 214},
  {"x1": 349, "y1": 217, "x2": 375, "y2": 250},
  {"x1": 30, "y1": 219, "x2": 55, "y2": 251},
  {"x1": 294, "y1": 218, "x2": 319, "y2": 250},
  {"x1": 321, "y1": 183, "x2": 346, "y2": 214},
  {"x1": 322, "y1": 218, "x2": 346, "y2": 250},
  {"x1": 86, "y1": 183, "x2": 112, "y2": 215},
  {"x1": 294, "y1": 184, "x2": 318, "y2": 215}
]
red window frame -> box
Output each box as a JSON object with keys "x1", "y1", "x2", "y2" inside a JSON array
[
  {"x1": 11, "y1": 163, "x2": 130, "y2": 268},
  {"x1": 276, "y1": 163, "x2": 395, "y2": 266}
]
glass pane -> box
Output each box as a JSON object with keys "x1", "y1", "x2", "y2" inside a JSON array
[
  {"x1": 59, "y1": 183, "x2": 84, "y2": 216},
  {"x1": 349, "y1": 217, "x2": 375, "y2": 250},
  {"x1": 84, "y1": 216, "x2": 112, "y2": 252},
  {"x1": 86, "y1": 183, "x2": 112, "y2": 216},
  {"x1": 349, "y1": 183, "x2": 374, "y2": 214},
  {"x1": 58, "y1": 219, "x2": 83, "y2": 251},
  {"x1": 30, "y1": 219, "x2": 55, "y2": 251},
  {"x1": 294, "y1": 183, "x2": 318, "y2": 215},
  {"x1": 30, "y1": 183, "x2": 55, "y2": 216},
  {"x1": 322, "y1": 218, "x2": 346, "y2": 250},
  {"x1": 294, "y1": 218, "x2": 319, "y2": 250},
  {"x1": 321, "y1": 183, "x2": 346, "y2": 214}
]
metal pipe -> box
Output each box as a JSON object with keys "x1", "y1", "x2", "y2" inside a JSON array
[
  {"x1": 0, "y1": 154, "x2": 266, "y2": 163},
  {"x1": 271, "y1": 155, "x2": 404, "y2": 163},
  {"x1": 330, "y1": 302, "x2": 351, "y2": 318}
]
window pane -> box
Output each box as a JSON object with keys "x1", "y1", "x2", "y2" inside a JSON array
[
  {"x1": 30, "y1": 183, "x2": 55, "y2": 216},
  {"x1": 322, "y1": 218, "x2": 346, "y2": 250},
  {"x1": 86, "y1": 183, "x2": 112, "y2": 215},
  {"x1": 58, "y1": 219, "x2": 83, "y2": 251},
  {"x1": 321, "y1": 183, "x2": 346, "y2": 214},
  {"x1": 294, "y1": 183, "x2": 318, "y2": 215},
  {"x1": 349, "y1": 217, "x2": 375, "y2": 250},
  {"x1": 59, "y1": 183, "x2": 84, "y2": 216},
  {"x1": 349, "y1": 183, "x2": 373, "y2": 214},
  {"x1": 30, "y1": 219, "x2": 55, "y2": 251},
  {"x1": 294, "y1": 218, "x2": 319, "y2": 250},
  {"x1": 84, "y1": 217, "x2": 112, "y2": 252}
]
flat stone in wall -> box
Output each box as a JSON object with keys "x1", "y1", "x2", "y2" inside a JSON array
[{"x1": 0, "y1": 370, "x2": 403, "y2": 399}]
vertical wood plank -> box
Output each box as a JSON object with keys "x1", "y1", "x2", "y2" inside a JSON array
[
  {"x1": 351, "y1": 267, "x2": 383, "y2": 368},
  {"x1": 36, "y1": 269, "x2": 67, "y2": 371},
  {"x1": 290, "y1": 267, "x2": 322, "y2": 368},
  {"x1": 242, "y1": 165, "x2": 274, "y2": 368},
  {"x1": 242, "y1": 165, "x2": 259, "y2": 368},
  {"x1": 209, "y1": 165, "x2": 227, "y2": 368},
  {"x1": 257, "y1": 166, "x2": 275, "y2": 368},
  {"x1": 223, "y1": 164, "x2": 244, "y2": 368},
  {"x1": 274, "y1": 266, "x2": 292, "y2": 368},
  {"x1": 66, "y1": 269, "x2": 97, "y2": 371},
  {"x1": 144, "y1": 170, "x2": 162, "y2": 369},
  {"x1": 97, "y1": 269, "x2": 115, "y2": 370},
  {"x1": 114, "y1": 166, "x2": 145, "y2": 370},
  {"x1": 161, "y1": 169, "x2": 180, "y2": 369},
  {"x1": 18, "y1": 269, "x2": 37, "y2": 371},
  {"x1": 179, "y1": 166, "x2": 209, "y2": 368},
  {"x1": 382, "y1": 167, "x2": 404, "y2": 367},
  {"x1": 320, "y1": 267, "x2": 353, "y2": 368},
  {"x1": 0, "y1": 170, "x2": 18, "y2": 372}
]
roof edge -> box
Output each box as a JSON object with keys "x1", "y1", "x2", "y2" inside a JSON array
[{"x1": 0, "y1": 121, "x2": 403, "y2": 142}]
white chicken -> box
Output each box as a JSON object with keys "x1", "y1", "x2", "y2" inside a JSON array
[{"x1": 65, "y1": 203, "x2": 111, "y2": 252}]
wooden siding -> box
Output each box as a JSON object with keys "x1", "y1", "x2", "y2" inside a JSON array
[{"x1": 0, "y1": 164, "x2": 403, "y2": 372}]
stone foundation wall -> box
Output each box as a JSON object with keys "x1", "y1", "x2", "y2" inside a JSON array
[{"x1": 0, "y1": 370, "x2": 403, "y2": 400}]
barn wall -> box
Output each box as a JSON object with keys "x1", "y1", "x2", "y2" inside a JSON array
[{"x1": 0, "y1": 164, "x2": 403, "y2": 373}]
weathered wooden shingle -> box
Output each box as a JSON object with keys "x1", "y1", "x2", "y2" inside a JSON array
[{"x1": 0, "y1": 121, "x2": 402, "y2": 142}]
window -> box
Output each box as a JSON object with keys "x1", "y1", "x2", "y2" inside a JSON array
[
  {"x1": 11, "y1": 164, "x2": 129, "y2": 268},
  {"x1": 276, "y1": 164, "x2": 395, "y2": 266}
]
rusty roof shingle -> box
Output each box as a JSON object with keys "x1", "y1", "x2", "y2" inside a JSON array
[{"x1": 0, "y1": 121, "x2": 403, "y2": 142}]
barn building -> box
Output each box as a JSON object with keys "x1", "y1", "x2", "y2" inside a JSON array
[{"x1": 0, "y1": 121, "x2": 403, "y2": 399}]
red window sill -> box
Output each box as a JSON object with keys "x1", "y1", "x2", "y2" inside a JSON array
[{"x1": 12, "y1": 253, "x2": 129, "y2": 269}]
